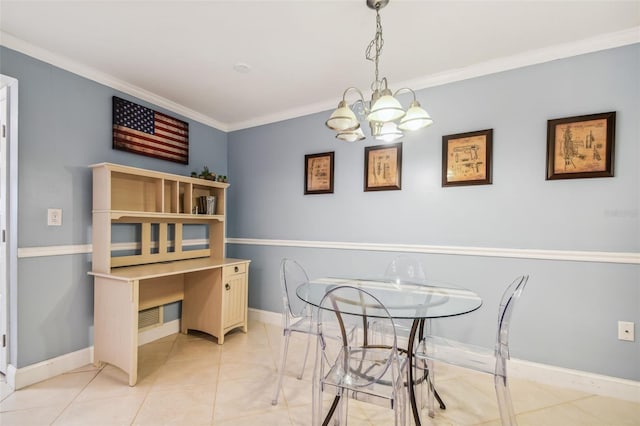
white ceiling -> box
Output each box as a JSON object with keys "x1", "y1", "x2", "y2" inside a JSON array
[{"x1": 1, "y1": 1, "x2": 639, "y2": 131}]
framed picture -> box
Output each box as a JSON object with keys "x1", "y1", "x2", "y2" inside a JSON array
[
  {"x1": 364, "y1": 143, "x2": 402, "y2": 191},
  {"x1": 546, "y1": 112, "x2": 616, "y2": 180},
  {"x1": 305, "y1": 151, "x2": 334, "y2": 194},
  {"x1": 442, "y1": 129, "x2": 493, "y2": 187}
]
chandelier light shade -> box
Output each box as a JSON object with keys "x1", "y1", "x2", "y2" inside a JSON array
[
  {"x1": 336, "y1": 127, "x2": 366, "y2": 142},
  {"x1": 376, "y1": 122, "x2": 403, "y2": 143},
  {"x1": 325, "y1": 0, "x2": 433, "y2": 142},
  {"x1": 367, "y1": 89, "x2": 405, "y2": 122},
  {"x1": 325, "y1": 100, "x2": 360, "y2": 132},
  {"x1": 398, "y1": 100, "x2": 433, "y2": 131}
]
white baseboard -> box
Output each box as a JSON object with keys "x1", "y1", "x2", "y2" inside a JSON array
[
  {"x1": 9, "y1": 346, "x2": 93, "y2": 390},
  {"x1": 248, "y1": 307, "x2": 281, "y2": 327},
  {"x1": 5, "y1": 364, "x2": 16, "y2": 392},
  {"x1": 8, "y1": 311, "x2": 639, "y2": 403},
  {"x1": 509, "y1": 358, "x2": 640, "y2": 403},
  {"x1": 7, "y1": 320, "x2": 181, "y2": 390}
]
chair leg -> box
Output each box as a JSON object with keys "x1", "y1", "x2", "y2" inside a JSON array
[
  {"x1": 494, "y1": 374, "x2": 518, "y2": 426},
  {"x1": 413, "y1": 357, "x2": 427, "y2": 410},
  {"x1": 271, "y1": 330, "x2": 292, "y2": 405},
  {"x1": 338, "y1": 390, "x2": 348, "y2": 425},
  {"x1": 312, "y1": 380, "x2": 319, "y2": 426},
  {"x1": 314, "y1": 382, "x2": 332, "y2": 426},
  {"x1": 298, "y1": 331, "x2": 313, "y2": 379},
  {"x1": 395, "y1": 378, "x2": 407, "y2": 426},
  {"x1": 426, "y1": 359, "x2": 435, "y2": 418}
]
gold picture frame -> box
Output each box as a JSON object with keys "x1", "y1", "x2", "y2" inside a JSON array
[
  {"x1": 305, "y1": 151, "x2": 334, "y2": 194},
  {"x1": 364, "y1": 143, "x2": 402, "y2": 191},
  {"x1": 442, "y1": 129, "x2": 493, "y2": 187},
  {"x1": 546, "y1": 112, "x2": 615, "y2": 180}
]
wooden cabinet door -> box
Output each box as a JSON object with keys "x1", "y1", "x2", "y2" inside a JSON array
[{"x1": 223, "y1": 273, "x2": 246, "y2": 328}]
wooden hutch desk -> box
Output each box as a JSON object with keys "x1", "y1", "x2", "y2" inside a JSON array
[{"x1": 89, "y1": 163, "x2": 250, "y2": 386}]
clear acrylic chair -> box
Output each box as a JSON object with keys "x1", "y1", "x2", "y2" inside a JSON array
[
  {"x1": 312, "y1": 285, "x2": 408, "y2": 426},
  {"x1": 384, "y1": 254, "x2": 427, "y2": 286},
  {"x1": 415, "y1": 275, "x2": 529, "y2": 426},
  {"x1": 383, "y1": 255, "x2": 433, "y2": 410},
  {"x1": 271, "y1": 258, "x2": 316, "y2": 405},
  {"x1": 382, "y1": 255, "x2": 428, "y2": 340}
]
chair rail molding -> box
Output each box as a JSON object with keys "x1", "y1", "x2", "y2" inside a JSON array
[
  {"x1": 227, "y1": 238, "x2": 640, "y2": 265},
  {"x1": 17, "y1": 238, "x2": 640, "y2": 264}
]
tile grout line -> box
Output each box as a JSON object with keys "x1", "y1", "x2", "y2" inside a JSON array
[
  {"x1": 129, "y1": 335, "x2": 180, "y2": 425},
  {"x1": 510, "y1": 394, "x2": 606, "y2": 425},
  {"x1": 210, "y1": 333, "x2": 224, "y2": 426},
  {"x1": 48, "y1": 365, "x2": 104, "y2": 425}
]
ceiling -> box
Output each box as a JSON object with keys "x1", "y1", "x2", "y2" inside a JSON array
[{"x1": 1, "y1": 1, "x2": 639, "y2": 131}]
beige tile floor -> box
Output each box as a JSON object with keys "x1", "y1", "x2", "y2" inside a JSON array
[{"x1": 1, "y1": 319, "x2": 638, "y2": 425}]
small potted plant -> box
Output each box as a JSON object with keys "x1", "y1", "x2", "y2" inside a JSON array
[{"x1": 198, "y1": 166, "x2": 216, "y2": 181}]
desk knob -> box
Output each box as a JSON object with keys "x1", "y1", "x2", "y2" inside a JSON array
[
  {"x1": 234, "y1": 266, "x2": 239, "y2": 273},
  {"x1": 225, "y1": 283, "x2": 230, "y2": 291}
]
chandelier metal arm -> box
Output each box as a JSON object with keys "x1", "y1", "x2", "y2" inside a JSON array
[
  {"x1": 392, "y1": 87, "x2": 418, "y2": 105},
  {"x1": 341, "y1": 86, "x2": 370, "y2": 115},
  {"x1": 341, "y1": 86, "x2": 366, "y2": 104}
]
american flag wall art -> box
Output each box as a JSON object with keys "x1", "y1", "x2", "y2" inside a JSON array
[{"x1": 112, "y1": 96, "x2": 189, "y2": 164}]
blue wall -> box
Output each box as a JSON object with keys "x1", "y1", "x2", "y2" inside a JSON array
[
  {"x1": 0, "y1": 46, "x2": 228, "y2": 367},
  {"x1": 227, "y1": 44, "x2": 640, "y2": 381},
  {"x1": 1, "y1": 42, "x2": 638, "y2": 382}
]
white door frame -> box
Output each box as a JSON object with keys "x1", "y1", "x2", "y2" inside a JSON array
[
  {"x1": 0, "y1": 74, "x2": 19, "y2": 378},
  {"x1": 0, "y1": 84, "x2": 7, "y2": 374}
]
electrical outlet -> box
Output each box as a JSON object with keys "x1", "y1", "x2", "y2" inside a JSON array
[
  {"x1": 47, "y1": 208, "x2": 62, "y2": 226},
  {"x1": 618, "y1": 321, "x2": 634, "y2": 342}
]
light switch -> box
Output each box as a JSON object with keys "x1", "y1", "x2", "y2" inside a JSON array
[{"x1": 47, "y1": 208, "x2": 62, "y2": 226}]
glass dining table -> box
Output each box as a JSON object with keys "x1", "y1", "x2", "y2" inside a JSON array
[{"x1": 296, "y1": 277, "x2": 483, "y2": 426}]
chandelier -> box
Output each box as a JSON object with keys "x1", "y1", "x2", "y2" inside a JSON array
[{"x1": 325, "y1": 0, "x2": 433, "y2": 143}]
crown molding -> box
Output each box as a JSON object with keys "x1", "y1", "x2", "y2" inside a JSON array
[
  {"x1": 2, "y1": 27, "x2": 638, "y2": 133},
  {"x1": 403, "y1": 26, "x2": 640, "y2": 94},
  {"x1": 0, "y1": 31, "x2": 228, "y2": 131},
  {"x1": 227, "y1": 26, "x2": 640, "y2": 131}
]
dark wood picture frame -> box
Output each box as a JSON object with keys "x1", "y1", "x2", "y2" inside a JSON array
[
  {"x1": 364, "y1": 143, "x2": 402, "y2": 192},
  {"x1": 546, "y1": 111, "x2": 616, "y2": 180},
  {"x1": 442, "y1": 129, "x2": 493, "y2": 187},
  {"x1": 304, "y1": 151, "x2": 334, "y2": 194}
]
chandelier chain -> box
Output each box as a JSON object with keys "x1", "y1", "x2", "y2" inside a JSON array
[
  {"x1": 365, "y1": 7, "x2": 385, "y2": 93},
  {"x1": 325, "y1": 0, "x2": 433, "y2": 142}
]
